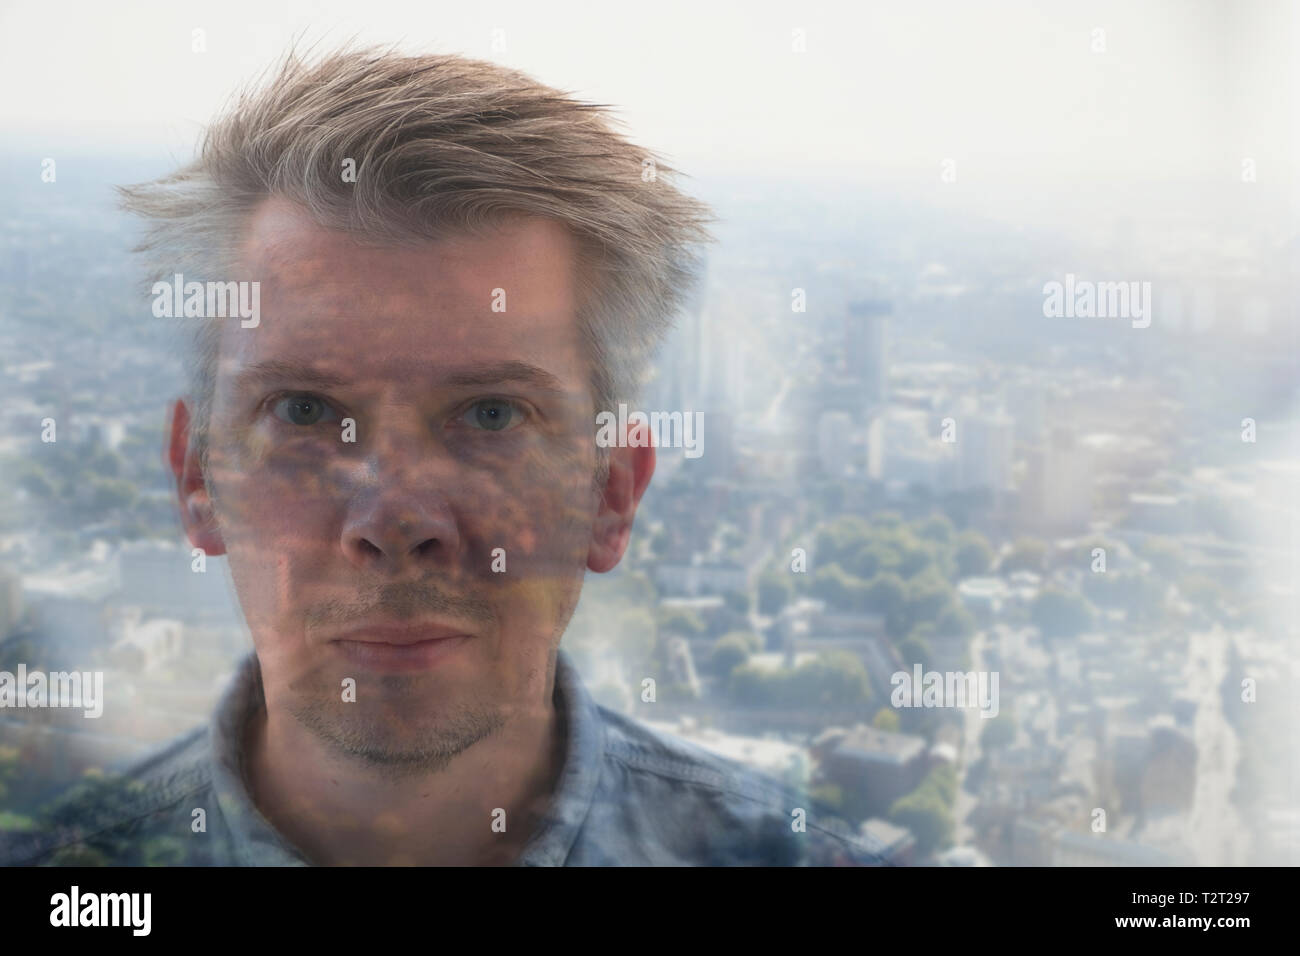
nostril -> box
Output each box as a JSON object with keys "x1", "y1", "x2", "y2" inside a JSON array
[{"x1": 340, "y1": 504, "x2": 457, "y2": 569}]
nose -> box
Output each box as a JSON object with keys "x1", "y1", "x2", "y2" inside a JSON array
[{"x1": 339, "y1": 426, "x2": 461, "y2": 573}]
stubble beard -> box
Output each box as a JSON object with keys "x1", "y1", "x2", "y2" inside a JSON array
[{"x1": 285, "y1": 667, "x2": 508, "y2": 781}]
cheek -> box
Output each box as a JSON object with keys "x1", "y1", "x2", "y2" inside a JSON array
[
  {"x1": 221, "y1": 541, "x2": 293, "y2": 638},
  {"x1": 217, "y1": 471, "x2": 335, "y2": 554},
  {"x1": 210, "y1": 457, "x2": 343, "y2": 623},
  {"x1": 470, "y1": 452, "x2": 595, "y2": 600}
]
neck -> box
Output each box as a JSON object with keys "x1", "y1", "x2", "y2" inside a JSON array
[{"x1": 243, "y1": 681, "x2": 565, "y2": 866}]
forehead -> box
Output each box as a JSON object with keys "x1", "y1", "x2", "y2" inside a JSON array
[{"x1": 218, "y1": 196, "x2": 587, "y2": 388}]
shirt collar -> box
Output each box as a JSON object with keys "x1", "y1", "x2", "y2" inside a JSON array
[
  {"x1": 515, "y1": 646, "x2": 605, "y2": 866},
  {"x1": 207, "y1": 646, "x2": 605, "y2": 866},
  {"x1": 209, "y1": 652, "x2": 309, "y2": 865}
]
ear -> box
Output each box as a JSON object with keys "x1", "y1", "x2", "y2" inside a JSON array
[
  {"x1": 587, "y1": 421, "x2": 655, "y2": 573},
  {"x1": 167, "y1": 398, "x2": 226, "y2": 557}
]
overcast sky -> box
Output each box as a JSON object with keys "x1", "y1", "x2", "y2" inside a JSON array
[{"x1": 1, "y1": 0, "x2": 1296, "y2": 225}]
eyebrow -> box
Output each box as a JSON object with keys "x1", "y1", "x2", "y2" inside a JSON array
[
  {"x1": 232, "y1": 359, "x2": 569, "y2": 396},
  {"x1": 233, "y1": 360, "x2": 349, "y2": 393},
  {"x1": 442, "y1": 361, "x2": 568, "y2": 394}
]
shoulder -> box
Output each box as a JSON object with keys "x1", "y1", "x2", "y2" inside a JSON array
[
  {"x1": 586, "y1": 707, "x2": 901, "y2": 866},
  {"x1": 0, "y1": 725, "x2": 215, "y2": 866}
]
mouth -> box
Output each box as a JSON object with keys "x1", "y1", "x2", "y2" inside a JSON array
[
  {"x1": 328, "y1": 621, "x2": 474, "y2": 671},
  {"x1": 330, "y1": 621, "x2": 473, "y2": 646}
]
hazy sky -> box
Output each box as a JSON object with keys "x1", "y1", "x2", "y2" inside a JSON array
[{"x1": 1, "y1": 0, "x2": 1296, "y2": 223}]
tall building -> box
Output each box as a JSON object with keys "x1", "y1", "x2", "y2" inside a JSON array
[
  {"x1": 784, "y1": 376, "x2": 871, "y2": 478},
  {"x1": 0, "y1": 564, "x2": 23, "y2": 638},
  {"x1": 699, "y1": 409, "x2": 734, "y2": 480},
  {"x1": 1026, "y1": 427, "x2": 1093, "y2": 532},
  {"x1": 658, "y1": 253, "x2": 710, "y2": 411},
  {"x1": 1003, "y1": 381, "x2": 1047, "y2": 442},
  {"x1": 958, "y1": 413, "x2": 1015, "y2": 493},
  {"x1": 844, "y1": 299, "x2": 890, "y2": 407},
  {"x1": 817, "y1": 410, "x2": 855, "y2": 477}
]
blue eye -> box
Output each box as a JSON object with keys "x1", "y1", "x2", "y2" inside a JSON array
[
  {"x1": 465, "y1": 399, "x2": 522, "y2": 432},
  {"x1": 272, "y1": 394, "x2": 340, "y2": 426}
]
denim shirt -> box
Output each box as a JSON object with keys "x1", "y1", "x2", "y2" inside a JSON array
[{"x1": 1, "y1": 649, "x2": 898, "y2": 866}]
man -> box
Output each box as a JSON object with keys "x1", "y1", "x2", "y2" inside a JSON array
[{"x1": 3, "y1": 46, "x2": 894, "y2": 866}]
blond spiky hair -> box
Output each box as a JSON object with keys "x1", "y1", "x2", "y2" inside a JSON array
[{"x1": 118, "y1": 43, "x2": 716, "y2": 477}]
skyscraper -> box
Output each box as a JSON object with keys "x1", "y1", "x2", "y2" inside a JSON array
[
  {"x1": 1026, "y1": 426, "x2": 1093, "y2": 532},
  {"x1": 844, "y1": 298, "x2": 890, "y2": 407},
  {"x1": 658, "y1": 253, "x2": 710, "y2": 411},
  {"x1": 959, "y1": 413, "x2": 1015, "y2": 494}
]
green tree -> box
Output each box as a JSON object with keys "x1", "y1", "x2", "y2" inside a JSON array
[
  {"x1": 658, "y1": 606, "x2": 706, "y2": 637},
  {"x1": 1031, "y1": 588, "x2": 1095, "y2": 640},
  {"x1": 845, "y1": 543, "x2": 887, "y2": 580},
  {"x1": 0, "y1": 745, "x2": 21, "y2": 808},
  {"x1": 888, "y1": 789, "x2": 953, "y2": 857},
  {"x1": 916, "y1": 763, "x2": 959, "y2": 806},
  {"x1": 897, "y1": 633, "x2": 932, "y2": 670},
  {"x1": 0, "y1": 810, "x2": 34, "y2": 833},
  {"x1": 727, "y1": 665, "x2": 777, "y2": 707},
  {"x1": 87, "y1": 446, "x2": 124, "y2": 479},
  {"x1": 727, "y1": 652, "x2": 872, "y2": 711},
  {"x1": 953, "y1": 530, "x2": 994, "y2": 577},
  {"x1": 897, "y1": 540, "x2": 935, "y2": 579},
  {"x1": 871, "y1": 511, "x2": 905, "y2": 531},
  {"x1": 914, "y1": 514, "x2": 954, "y2": 544},
  {"x1": 981, "y1": 711, "x2": 1017, "y2": 751},
  {"x1": 36, "y1": 771, "x2": 147, "y2": 864},
  {"x1": 708, "y1": 634, "x2": 752, "y2": 678},
  {"x1": 143, "y1": 836, "x2": 188, "y2": 866},
  {"x1": 48, "y1": 844, "x2": 110, "y2": 866},
  {"x1": 757, "y1": 571, "x2": 794, "y2": 615},
  {"x1": 784, "y1": 652, "x2": 872, "y2": 710},
  {"x1": 935, "y1": 603, "x2": 976, "y2": 638},
  {"x1": 1084, "y1": 571, "x2": 1164, "y2": 624},
  {"x1": 719, "y1": 525, "x2": 746, "y2": 553},
  {"x1": 608, "y1": 569, "x2": 657, "y2": 606},
  {"x1": 88, "y1": 476, "x2": 136, "y2": 514},
  {"x1": 722, "y1": 590, "x2": 751, "y2": 616},
  {"x1": 905, "y1": 570, "x2": 957, "y2": 626},
  {"x1": 863, "y1": 572, "x2": 906, "y2": 619},
  {"x1": 809, "y1": 783, "x2": 844, "y2": 811},
  {"x1": 1001, "y1": 537, "x2": 1047, "y2": 574},
  {"x1": 815, "y1": 516, "x2": 874, "y2": 566},
  {"x1": 871, "y1": 707, "x2": 901, "y2": 732},
  {"x1": 19, "y1": 468, "x2": 55, "y2": 500},
  {"x1": 719, "y1": 629, "x2": 764, "y2": 653},
  {"x1": 811, "y1": 563, "x2": 869, "y2": 612}
]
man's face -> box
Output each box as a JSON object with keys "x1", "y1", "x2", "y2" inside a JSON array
[{"x1": 192, "y1": 198, "x2": 609, "y2": 772}]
